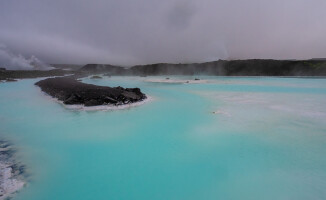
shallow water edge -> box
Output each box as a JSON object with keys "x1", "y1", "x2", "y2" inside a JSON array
[{"x1": 0, "y1": 140, "x2": 26, "y2": 200}]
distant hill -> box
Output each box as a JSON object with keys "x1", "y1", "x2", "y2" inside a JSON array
[
  {"x1": 79, "y1": 64, "x2": 125, "y2": 73},
  {"x1": 310, "y1": 58, "x2": 326, "y2": 61},
  {"x1": 51, "y1": 64, "x2": 83, "y2": 71},
  {"x1": 0, "y1": 69, "x2": 70, "y2": 81},
  {"x1": 78, "y1": 59, "x2": 326, "y2": 76}
]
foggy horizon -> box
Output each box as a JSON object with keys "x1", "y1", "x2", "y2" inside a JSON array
[{"x1": 1, "y1": 0, "x2": 326, "y2": 68}]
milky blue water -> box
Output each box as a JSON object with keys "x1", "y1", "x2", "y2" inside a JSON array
[{"x1": 1, "y1": 76, "x2": 326, "y2": 200}]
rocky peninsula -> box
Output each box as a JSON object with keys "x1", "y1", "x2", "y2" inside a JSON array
[{"x1": 35, "y1": 77, "x2": 146, "y2": 107}]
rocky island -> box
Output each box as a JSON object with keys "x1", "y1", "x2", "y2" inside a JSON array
[{"x1": 35, "y1": 77, "x2": 146, "y2": 107}]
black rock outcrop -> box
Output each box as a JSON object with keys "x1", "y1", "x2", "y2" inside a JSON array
[{"x1": 35, "y1": 77, "x2": 146, "y2": 107}]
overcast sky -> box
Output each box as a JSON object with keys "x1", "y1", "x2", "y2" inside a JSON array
[{"x1": 0, "y1": 0, "x2": 325, "y2": 66}]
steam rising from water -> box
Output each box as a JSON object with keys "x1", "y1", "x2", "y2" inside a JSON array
[{"x1": 0, "y1": 44, "x2": 53, "y2": 70}]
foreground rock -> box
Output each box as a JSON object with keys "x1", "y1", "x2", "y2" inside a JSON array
[
  {"x1": 35, "y1": 77, "x2": 146, "y2": 106},
  {"x1": 0, "y1": 141, "x2": 26, "y2": 200}
]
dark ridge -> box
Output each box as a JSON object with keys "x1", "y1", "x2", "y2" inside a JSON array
[
  {"x1": 78, "y1": 59, "x2": 326, "y2": 76},
  {"x1": 35, "y1": 77, "x2": 146, "y2": 107},
  {"x1": 310, "y1": 58, "x2": 326, "y2": 61},
  {"x1": 79, "y1": 64, "x2": 128, "y2": 74},
  {"x1": 50, "y1": 64, "x2": 83, "y2": 71},
  {"x1": 0, "y1": 69, "x2": 71, "y2": 81},
  {"x1": 2, "y1": 59, "x2": 326, "y2": 82}
]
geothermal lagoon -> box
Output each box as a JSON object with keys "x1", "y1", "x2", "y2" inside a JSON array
[{"x1": 1, "y1": 76, "x2": 326, "y2": 200}]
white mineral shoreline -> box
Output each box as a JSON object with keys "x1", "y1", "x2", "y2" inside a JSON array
[
  {"x1": 145, "y1": 78, "x2": 211, "y2": 84},
  {"x1": 63, "y1": 95, "x2": 153, "y2": 111},
  {"x1": 0, "y1": 142, "x2": 25, "y2": 200}
]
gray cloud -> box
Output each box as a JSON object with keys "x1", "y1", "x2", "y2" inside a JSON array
[
  {"x1": 0, "y1": 0, "x2": 325, "y2": 66},
  {"x1": 167, "y1": 1, "x2": 197, "y2": 30}
]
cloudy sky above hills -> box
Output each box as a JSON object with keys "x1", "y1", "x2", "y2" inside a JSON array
[{"x1": 0, "y1": 0, "x2": 325, "y2": 66}]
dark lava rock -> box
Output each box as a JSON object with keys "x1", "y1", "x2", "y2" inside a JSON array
[
  {"x1": 35, "y1": 77, "x2": 146, "y2": 107},
  {"x1": 63, "y1": 93, "x2": 82, "y2": 104},
  {"x1": 90, "y1": 75, "x2": 102, "y2": 79},
  {"x1": 85, "y1": 99, "x2": 103, "y2": 106}
]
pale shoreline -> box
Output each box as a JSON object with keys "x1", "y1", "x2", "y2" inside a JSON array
[
  {"x1": 0, "y1": 141, "x2": 25, "y2": 200},
  {"x1": 62, "y1": 95, "x2": 153, "y2": 111},
  {"x1": 145, "y1": 78, "x2": 211, "y2": 84}
]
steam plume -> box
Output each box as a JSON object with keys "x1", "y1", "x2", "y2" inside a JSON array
[{"x1": 0, "y1": 44, "x2": 53, "y2": 70}]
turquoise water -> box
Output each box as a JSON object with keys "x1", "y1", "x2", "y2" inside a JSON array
[{"x1": 1, "y1": 76, "x2": 326, "y2": 200}]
